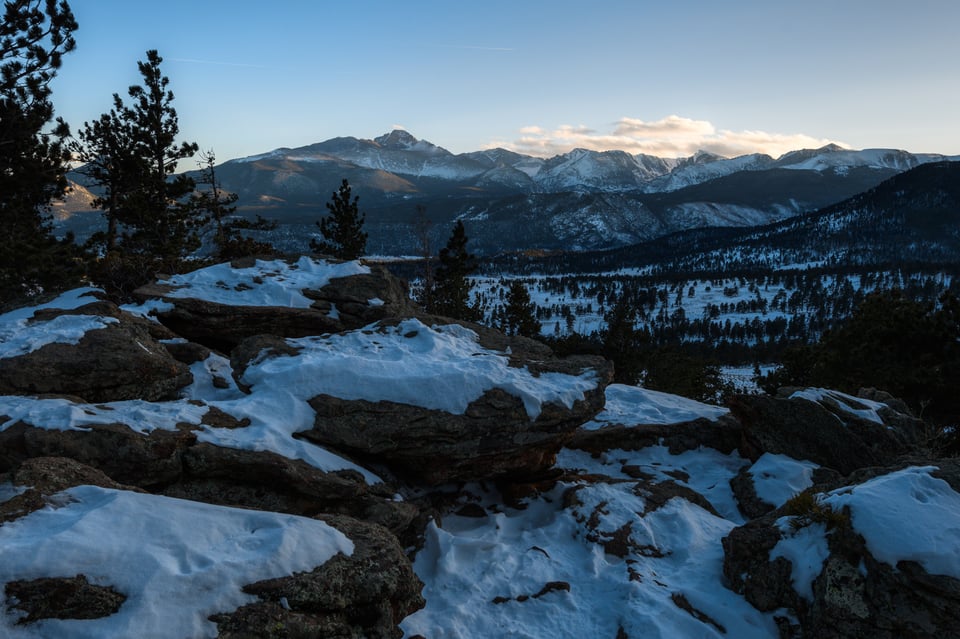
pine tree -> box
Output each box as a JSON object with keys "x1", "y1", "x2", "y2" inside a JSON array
[
  {"x1": 311, "y1": 178, "x2": 367, "y2": 260},
  {"x1": 427, "y1": 220, "x2": 480, "y2": 321},
  {"x1": 503, "y1": 280, "x2": 540, "y2": 337},
  {"x1": 72, "y1": 96, "x2": 141, "y2": 253},
  {"x1": 115, "y1": 50, "x2": 199, "y2": 270},
  {"x1": 0, "y1": 0, "x2": 81, "y2": 303},
  {"x1": 601, "y1": 292, "x2": 647, "y2": 385}
]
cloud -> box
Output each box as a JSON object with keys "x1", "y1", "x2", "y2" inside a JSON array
[{"x1": 487, "y1": 115, "x2": 846, "y2": 158}]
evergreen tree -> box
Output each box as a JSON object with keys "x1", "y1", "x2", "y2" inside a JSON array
[
  {"x1": 601, "y1": 292, "x2": 647, "y2": 385},
  {"x1": 118, "y1": 50, "x2": 199, "y2": 269},
  {"x1": 427, "y1": 220, "x2": 480, "y2": 321},
  {"x1": 72, "y1": 96, "x2": 141, "y2": 253},
  {"x1": 503, "y1": 280, "x2": 540, "y2": 337},
  {"x1": 0, "y1": 0, "x2": 81, "y2": 303},
  {"x1": 311, "y1": 178, "x2": 367, "y2": 260}
]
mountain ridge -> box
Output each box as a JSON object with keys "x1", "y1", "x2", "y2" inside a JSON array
[{"x1": 59, "y1": 130, "x2": 960, "y2": 256}]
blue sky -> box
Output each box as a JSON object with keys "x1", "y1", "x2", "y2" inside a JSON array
[{"x1": 52, "y1": 0, "x2": 960, "y2": 164}]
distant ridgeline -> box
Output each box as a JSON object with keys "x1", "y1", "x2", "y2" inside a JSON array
[{"x1": 57, "y1": 131, "x2": 959, "y2": 257}]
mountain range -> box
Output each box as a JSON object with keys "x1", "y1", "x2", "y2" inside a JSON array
[{"x1": 59, "y1": 130, "x2": 959, "y2": 255}]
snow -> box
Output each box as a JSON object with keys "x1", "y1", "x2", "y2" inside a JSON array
[
  {"x1": 769, "y1": 520, "x2": 830, "y2": 601},
  {"x1": 0, "y1": 481, "x2": 27, "y2": 503},
  {"x1": 0, "y1": 352, "x2": 383, "y2": 484},
  {"x1": 0, "y1": 486, "x2": 352, "y2": 639},
  {"x1": 581, "y1": 384, "x2": 729, "y2": 429},
  {"x1": 155, "y1": 256, "x2": 370, "y2": 307},
  {"x1": 789, "y1": 388, "x2": 888, "y2": 425},
  {"x1": 401, "y1": 481, "x2": 777, "y2": 638},
  {"x1": 824, "y1": 466, "x2": 960, "y2": 579},
  {"x1": 557, "y1": 445, "x2": 749, "y2": 524},
  {"x1": 0, "y1": 287, "x2": 117, "y2": 359},
  {"x1": 240, "y1": 318, "x2": 599, "y2": 420},
  {"x1": 749, "y1": 453, "x2": 819, "y2": 508}
]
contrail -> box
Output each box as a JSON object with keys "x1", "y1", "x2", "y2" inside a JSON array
[
  {"x1": 427, "y1": 45, "x2": 515, "y2": 52},
  {"x1": 172, "y1": 58, "x2": 268, "y2": 69}
]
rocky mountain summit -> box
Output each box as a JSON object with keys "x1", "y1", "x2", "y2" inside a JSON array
[{"x1": 1, "y1": 256, "x2": 958, "y2": 638}]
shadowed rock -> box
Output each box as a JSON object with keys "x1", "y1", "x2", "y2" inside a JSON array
[
  {"x1": 211, "y1": 514, "x2": 424, "y2": 639},
  {"x1": 133, "y1": 259, "x2": 417, "y2": 351},
  {"x1": 0, "y1": 301, "x2": 192, "y2": 402}
]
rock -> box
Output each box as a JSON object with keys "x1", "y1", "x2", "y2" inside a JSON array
[
  {"x1": 133, "y1": 259, "x2": 417, "y2": 352},
  {"x1": 0, "y1": 421, "x2": 196, "y2": 488},
  {"x1": 4, "y1": 575, "x2": 126, "y2": 624},
  {"x1": 0, "y1": 456, "x2": 143, "y2": 524},
  {"x1": 305, "y1": 385, "x2": 607, "y2": 484},
  {"x1": 729, "y1": 389, "x2": 923, "y2": 475},
  {"x1": 567, "y1": 415, "x2": 742, "y2": 457},
  {"x1": 723, "y1": 459, "x2": 960, "y2": 639},
  {"x1": 0, "y1": 420, "x2": 417, "y2": 535},
  {"x1": 229, "y1": 316, "x2": 613, "y2": 484},
  {"x1": 211, "y1": 514, "x2": 424, "y2": 639},
  {"x1": 0, "y1": 301, "x2": 192, "y2": 402},
  {"x1": 167, "y1": 443, "x2": 418, "y2": 535},
  {"x1": 729, "y1": 463, "x2": 843, "y2": 520}
]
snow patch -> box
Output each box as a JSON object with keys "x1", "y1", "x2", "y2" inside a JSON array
[{"x1": 0, "y1": 486, "x2": 352, "y2": 638}]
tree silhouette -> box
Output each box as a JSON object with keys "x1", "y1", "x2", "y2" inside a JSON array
[
  {"x1": 0, "y1": 0, "x2": 81, "y2": 302},
  {"x1": 427, "y1": 220, "x2": 480, "y2": 321},
  {"x1": 118, "y1": 49, "x2": 200, "y2": 268},
  {"x1": 311, "y1": 178, "x2": 367, "y2": 260},
  {"x1": 503, "y1": 280, "x2": 540, "y2": 337}
]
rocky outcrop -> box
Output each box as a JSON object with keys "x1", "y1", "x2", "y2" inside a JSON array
[
  {"x1": 302, "y1": 349, "x2": 611, "y2": 484},
  {"x1": 212, "y1": 515, "x2": 425, "y2": 639},
  {"x1": 228, "y1": 315, "x2": 613, "y2": 484},
  {"x1": 723, "y1": 460, "x2": 960, "y2": 639},
  {"x1": 0, "y1": 301, "x2": 192, "y2": 403},
  {"x1": 133, "y1": 259, "x2": 417, "y2": 351},
  {"x1": 0, "y1": 420, "x2": 416, "y2": 535},
  {"x1": 567, "y1": 415, "x2": 742, "y2": 457},
  {"x1": 5, "y1": 575, "x2": 126, "y2": 624},
  {"x1": 729, "y1": 388, "x2": 924, "y2": 475}
]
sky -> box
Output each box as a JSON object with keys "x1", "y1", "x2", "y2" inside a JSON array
[{"x1": 50, "y1": 0, "x2": 960, "y2": 166}]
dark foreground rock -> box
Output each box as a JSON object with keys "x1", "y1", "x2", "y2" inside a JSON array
[
  {"x1": 723, "y1": 459, "x2": 960, "y2": 639},
  {"x1": 301, "y1": 345, "x2": 612, "y2": 484},
  {"x1": 5, "y1": 575, "x2": 126, "y2": 624},
  {"x1": 134, "y1": 259, "x2": 417, "y2": 351},
  {"x1": 729, "y1": 388, "x2": 925, "y2": 475},
  {"x1": 211, "y1": 515, "x2": 425, "y2": 639},
  {"x1": 0, "y1": 421, "x2": 416, "y2": 535},
  {"x1": 0, "y1": 301, "x2": 192, "y2": 402}
]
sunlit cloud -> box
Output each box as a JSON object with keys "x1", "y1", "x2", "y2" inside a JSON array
[{"x1": 486, "y1": 115, "x2": 847, "y2": 158}]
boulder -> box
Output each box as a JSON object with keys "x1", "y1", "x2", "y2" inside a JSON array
[
  {"x1": 729, "y1": 388, "x2": 924, "y2": 475},
  {"x1": 567, "y1": 415, "x2": 742, "y2": 457},
  {"x1": 166, "y1": 443, "x2": 418, "y2": 535},
  {"x1": 229, "y1": 316, "x2": 613, "y2": 484},
  {"x1": 723, "y1": 460, "x2": 960, "y2": 639},
  {"x1": 0, "y1": 456, "x2": 144, "y2": 524},
  {"x1": 211, "y1": 514, "x2": 425, "y2": 639},
  {"x1": 133, "y1": 258, "x2": 418, "y2": 351},
  {"x1": 0, "y1": 418, "x2": 416, "y2": 534},
  {"x1": 0, "y1": 300, "x2": 192, "y2": 402},
  {"x1": 4, "y1": 575, "x2": 126, "y2": 624},
  {"x1": 0, "y1": 421, "x2": 196, "y2": 487}
]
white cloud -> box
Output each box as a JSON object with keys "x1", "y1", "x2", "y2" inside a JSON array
[{"x1": 487, "y1": 115, "x2": 846, "y2": 159}]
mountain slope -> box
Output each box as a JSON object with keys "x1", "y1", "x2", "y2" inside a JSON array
[{"x1": 56, "y1": 131, "x2": 960, "y2": 254}]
